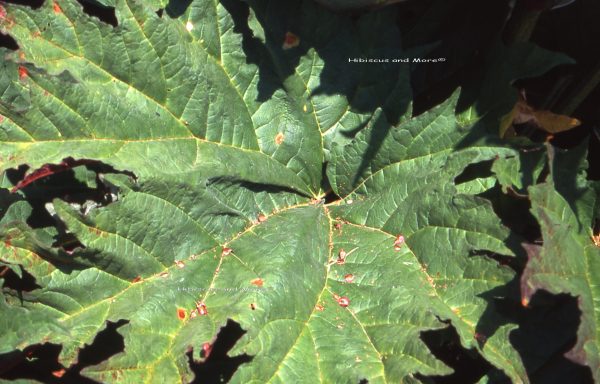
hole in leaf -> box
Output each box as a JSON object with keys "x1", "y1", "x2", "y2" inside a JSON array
[
  {"x1": 0, "y1": 320, "x2": 128, "y2": 383},
  {"x1": 64, "y1": 319, "x2": 128, "y2": 380},
  {"x1": 5, "y1": 158, "x2": 134, "y2": 253},
  {"x1": 75, "y1": 0, "x2": 117, "y2": 27},
  {"x1": 0, "y1": 33, "x2": 18, "y2": 50},
  {"x1": 156, "y1": 8, "x2": 164, "y2": 18},
  {"x1": 454, "y1": 159, "x2": 494, "y2": 186},
  {"x1": 188, "y1": 319, "x2": 253, "y2": 383},
  {"x1": 0, "y1": 344, "x2": 64, "y2": 383},
  {"x1": 510, "y1": 291, "x2": 594, "y2": 384},
  {"x1": 1, "y1": 265, "x2": 40, "y2": 293},
  {"x1": 165, "y1": 0, "x2": 193, "y2": 18}
]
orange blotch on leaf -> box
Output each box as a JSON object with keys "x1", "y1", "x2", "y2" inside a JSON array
[
  {"x1": 53, "y1": 1, "x2": 62, "y2": 13},
  {"x1": 275, "y1": 132, "x2": 284, "y2": 145},
  {"x1": 592, "y1": 232, "x2": 600, "y2": 247},
  {"x1": 222, "y1": 247, "x2": 233, "y2": 256},
  {"x1": 250, "y1": 278, "x2": 263, "y2": 287},
  {"x1": 132, "y1": 276, "x2": 142, "y2": 283},
  {"x1": 177, "y1": 308, "x2": 186, "y2": 320},
  {"x1": 52, "y1": 369, "x2": 66, "y2": 378}
]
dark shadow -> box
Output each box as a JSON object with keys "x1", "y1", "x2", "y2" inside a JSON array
[
  {"x1": 76, "y1": 0, "x2": 118, "y2": 27},
  {"x1": 207, "y1": 176, "x2": 311, "y2": 198},
  {"x1": 0, "y1": 0, "x2": 44, "y2": 9},
  {"x1": 2, "y1": 159, "x2": 134, "y2": 272},
  {"x1": 510, "y1": 291, "x2": 594, "y2": 384},
  {"x1": 410, "y1": 0, "x2": 511, "y2": 116},
  {"x1": 62, "y1": 319, "x2": 128, "y2": 382},
  {"x1": 454, "y1": 159, "x2": 495, "y2": 185},
  {"x1": 0, "y1": 33, "x2": 18, "y2": 50},
  {"x1": 0, "y1": 320, "x2": 127, "y2": 383},
  {"x1": 418, "y1": 325, "x2": 508, "y2": 384},
  {"x1": 350, "y1": 112, "x2": 393, "y2": 187},
  {"x1": 5, "y1": 158, "x2": 133, "y2": 229},
  {"x1": 1, "y1": 265, "x2": 40, "y2": 293},
  {"x1": 165, "y1": 0, "x2": 193, "y2": 18},
  {"x1": 189, "y1": 319, "x2": 253, "y2": 384}
]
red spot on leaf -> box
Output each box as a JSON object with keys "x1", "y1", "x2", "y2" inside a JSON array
[
  {"x1": 315, "y1": 304, "x2": 324, "y2": 311},
  {"x1": 132, "y1": 276, "x2": 142, "y2": 283},
  {"x1": 250, "y1": 278, "x2": 263, "y2": 287},
  {"x1": 196, "y1": 302, "x2": 208, "y2": 316},
  {"x1": 344, "y1": 274, "x2": 354, "y2": 283},
  {"x1": 282, "y1": 32, "x2": 300, "y2": 50},
  {"x1": 0, "y1": 115, "x2": 4, "y2": 123},
  {"x1": 177, "y1": 308, "x2": 186, "y2": 320},
  {"x1": 521, "y1": 296, "x2": 529, "y2": 307},
  {"x1": 337, "y1": 296, "x2": 350, "y2": 307},
  {"x1": 394, "y1": 234, "x2": 405, "y2": 250},
  {"x1": 18, "y1": 66, "x2": 28, "y2": 80},
  {"x1": 53, "y1": 1, "x2": 62, "y2": 13},
  {"x1": 257, "y1": 214, "x2": 267, "y2": 223},
  {"x1": 0, "y1": 6, "x2": 6, "y2": 21},
  {"x1": 221, "y1": 247, "x2": 232, "y2": 256},
  {"x1": 52, "y1": 369, "x2": 66, "y2": 378}
]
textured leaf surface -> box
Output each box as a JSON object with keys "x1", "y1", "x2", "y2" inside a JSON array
[
  {"x1": 0, "y1": 0, "x2": 573, "y2": 383},
  {"x1": 522, "y1": 145, "x2": 600, "y2": 381}
]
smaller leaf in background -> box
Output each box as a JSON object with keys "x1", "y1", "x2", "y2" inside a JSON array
[
  {"x1": 500, "y1": 92, "x2": 581, "y2": 137},
  {"x1": 522, "y1": 143, "x2": 600, "y2": 381},
  {"x1": 458, "y1": 40, "x2": 574, "y2": 133}
]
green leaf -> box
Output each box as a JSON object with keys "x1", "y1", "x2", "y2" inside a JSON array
[
  {"x1": 522, "y1": 144, "x2": 600, "y2": 381},
  {"x1": 492, "y1": 148, "x2": 546, "y2": 195},
  {"x1": 0, "y1": 0, "x2": 540, "y2": 382},
  {"x1": 328, "y1": 90, "x2": 527, "y2": 382}
]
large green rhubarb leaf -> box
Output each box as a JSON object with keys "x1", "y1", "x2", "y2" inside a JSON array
[{"x1": 0, "y1": 0, "x2": 550, "y2": 382}]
